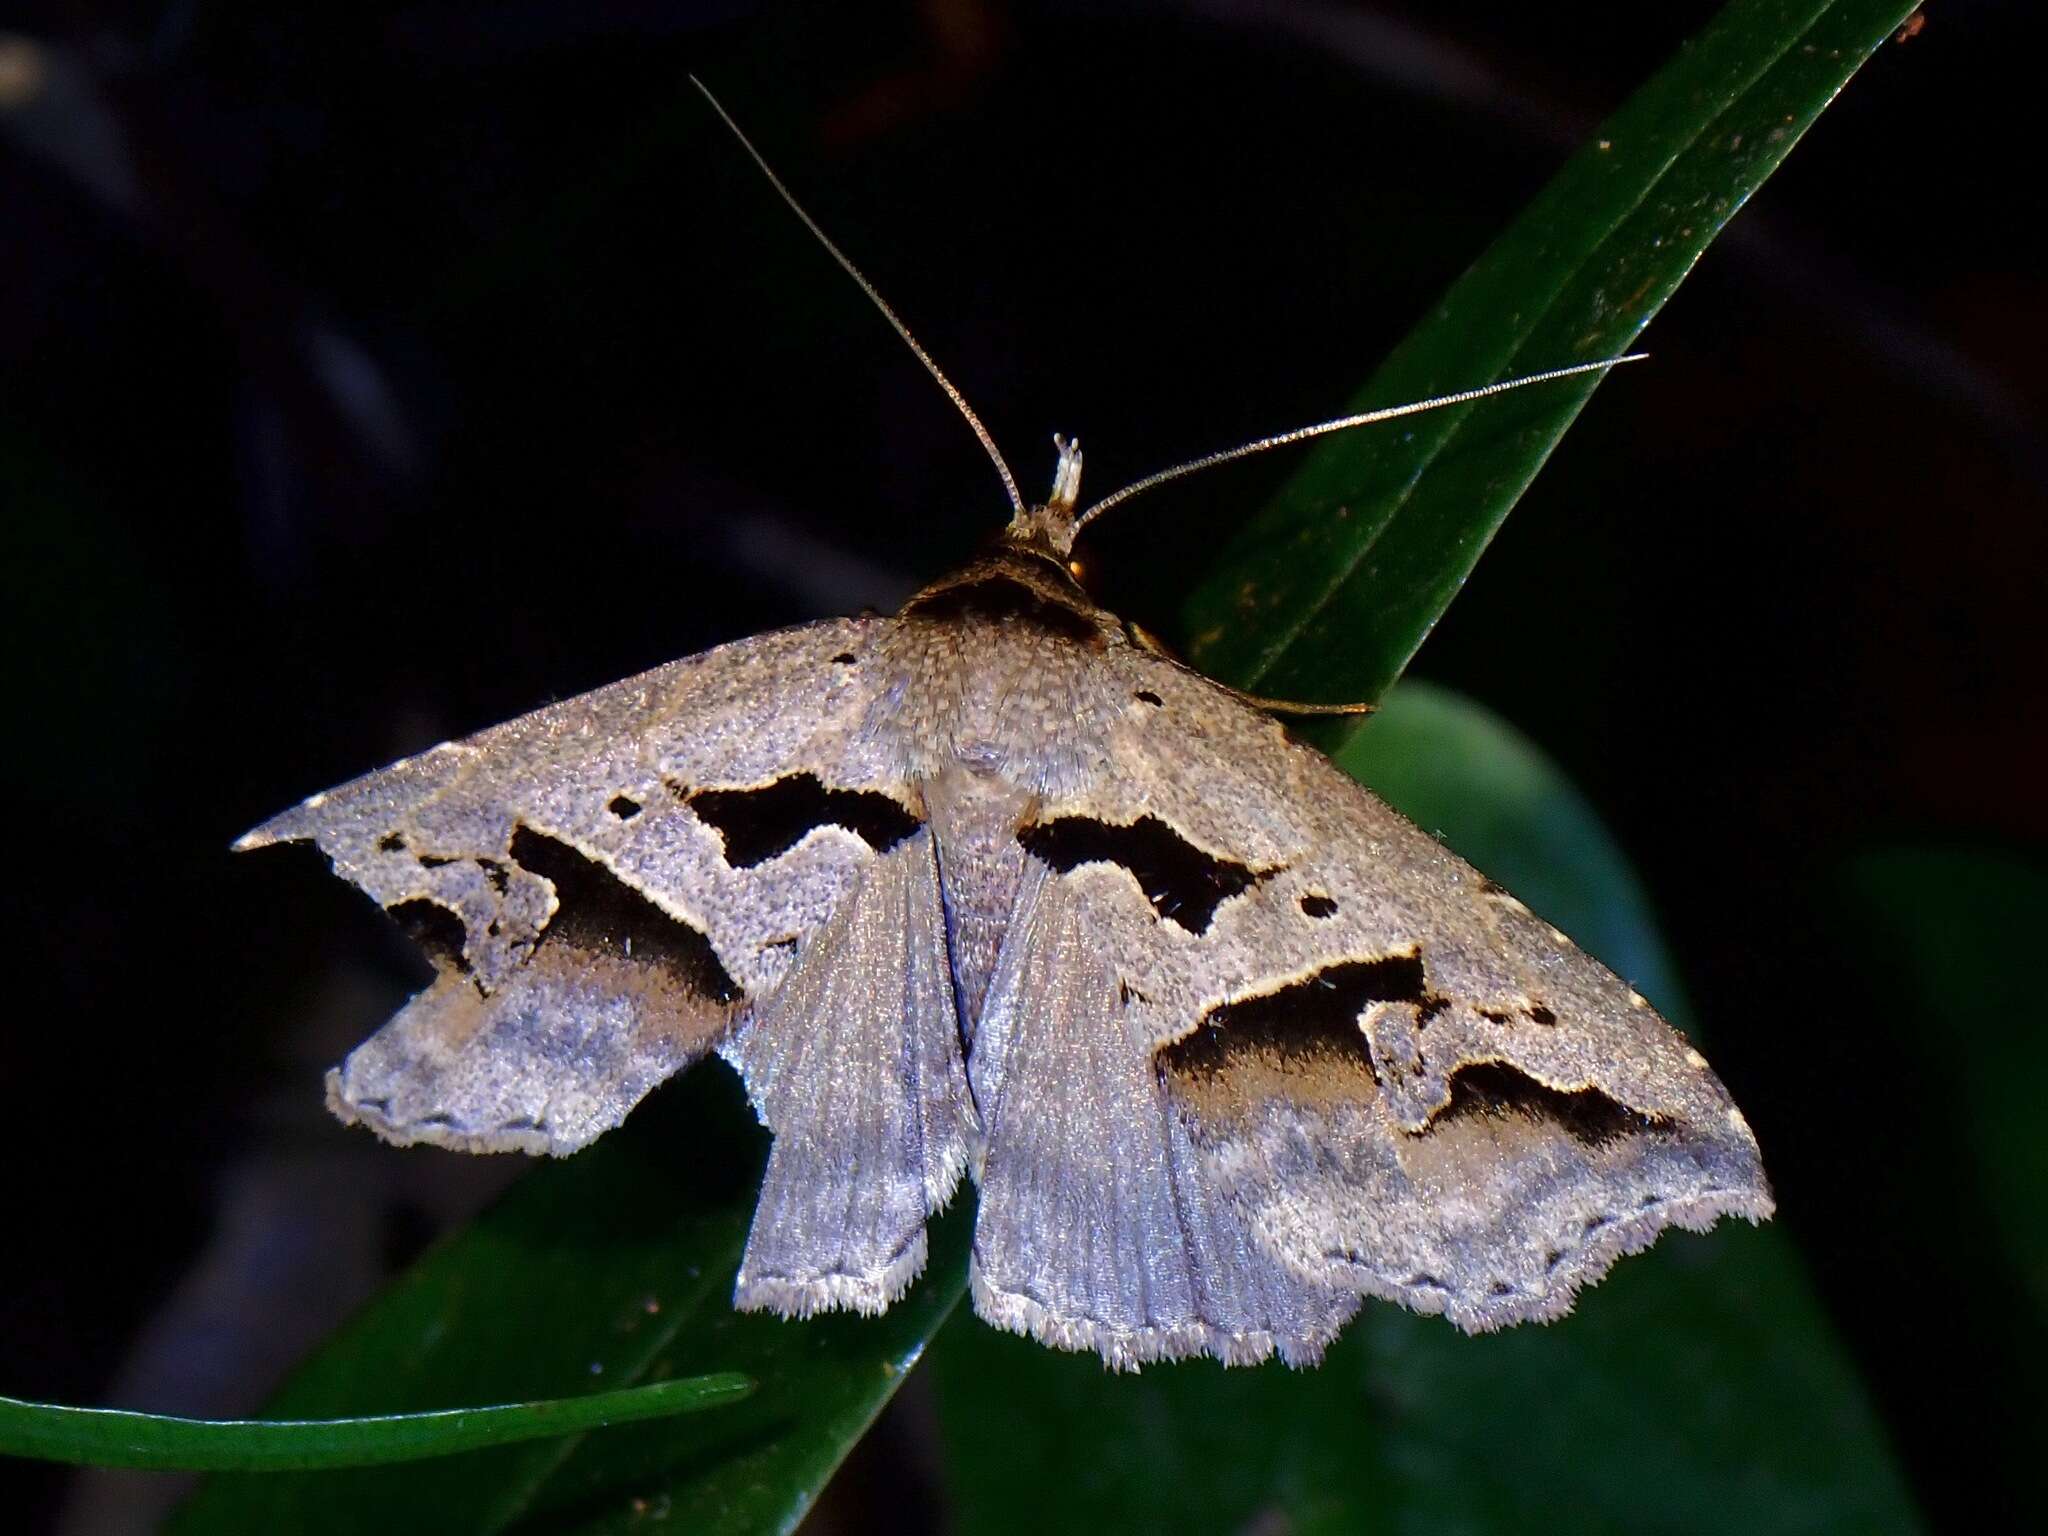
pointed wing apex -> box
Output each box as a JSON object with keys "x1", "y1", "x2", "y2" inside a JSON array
[
  {"x1": 232, "y1": 734, "x2": 468, "y2": 851},
  {"x1": 237, "y1": 617, "x2": 918, "y2": 1154}
]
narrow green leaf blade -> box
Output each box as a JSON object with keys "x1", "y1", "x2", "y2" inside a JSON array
[
  {"x1": 930, "y1": 683, "x2": 1920, "y2": 1536},
  {"x1": 0, "y1": 1376, "x2": 749, "y2": 1474},
  {"x1": 1184, "y1": 0, "x2": 1921, "y2": 701}
]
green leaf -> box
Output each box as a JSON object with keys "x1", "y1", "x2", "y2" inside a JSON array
[
  {"x1": 1, "y1": 1376, "x2": 750, "y2": 1473},
  {"x1": 929, "y1": 682, "x2": 1921, "y2": 1536},
  {"x1": 168, "y1": 1070, "x2": 967, "y2": 1533},
  {"x1": 1184, "y1": 0, "x2": 1923, "y2": 702}
]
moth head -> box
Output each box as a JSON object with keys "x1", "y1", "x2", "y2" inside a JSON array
[{"x1": 1004, "y1": 432, "x2": 1085, "y2": 560}]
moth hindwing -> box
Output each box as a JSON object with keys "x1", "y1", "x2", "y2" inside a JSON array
[{"x1": 241, "y1": 492, "x2": 1772, "y2": 1369}]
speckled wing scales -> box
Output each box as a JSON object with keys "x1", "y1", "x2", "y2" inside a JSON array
[
  {"x1": 235, "y1": 616, "x2": 924, "y2": 1157},
  {"x1": 1013, "y1": 643, "x2": 1774, "y2": 1337},
  {"x1": 724, "y1": 827, "x2": 973, "y2": 1316},
  {"x1": 967, "y1": 862, "x2": 1358, "y2": 1369}
]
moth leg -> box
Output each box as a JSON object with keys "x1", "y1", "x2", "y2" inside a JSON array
[
  {"x1": 967, "y1": 867, "x2": 1356, "y2": 1369},
  {"x1": 724, "y1": 828, "x2": 975, "y2": 1317}
]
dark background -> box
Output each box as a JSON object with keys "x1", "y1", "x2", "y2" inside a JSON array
[{"x1": 2, "y1": 1, "x2": 2041, "y2": 1530}]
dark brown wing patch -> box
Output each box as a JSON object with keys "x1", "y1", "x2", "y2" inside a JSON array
[
  {"x1": 1431, "y1": 1061, "x2": 1661, "y2": 1147},
  {"x1": 1157, "y1": 951, "x2": 1450, "y2": 1103},
  {"x1": 1019, "y1": 814, "x2": 1268, "y2": 934},
  {"x1": 507, "y1": 827, "x2": 740, "y2": 1003},
  {"x1": 681, "y1": 774, "x2": 922, "y2": 869}
]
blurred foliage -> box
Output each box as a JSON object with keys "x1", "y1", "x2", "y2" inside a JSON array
[{"x1": 1837, "y1": 848, "x2": 2048, "y2": 1320}]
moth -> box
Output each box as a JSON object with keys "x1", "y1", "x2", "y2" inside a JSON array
[{"x1": 236, "y1": 87, "x2": 1771, "y2": 1369}]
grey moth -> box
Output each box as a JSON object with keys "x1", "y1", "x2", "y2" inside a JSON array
[
  {"x1": 236, "y1": 93, "x2": 1771, "y2": 1370},
  {"x1": 237, "y1": 447, "x2": 1770, "y2": 1369}
]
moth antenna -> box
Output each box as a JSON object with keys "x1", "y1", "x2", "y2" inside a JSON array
[
  {"x1": 1070, "y1": 354, "x2": 1648, "y2": 536},
  {"x1": 1228, "y1": 691, "x2": 1378, "y2": 718},
  {"x1": 689, "y1": 76, "x2": 1025, "y2": 516}
]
